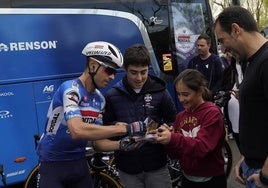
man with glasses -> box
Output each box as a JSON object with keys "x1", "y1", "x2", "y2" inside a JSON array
[{"x1": 36, "y1": 41, "x2": 146, "y2": 188}]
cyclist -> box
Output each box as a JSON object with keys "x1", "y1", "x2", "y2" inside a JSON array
[
  {"x1": 36, "y1": 41, "x2": 146, "y2": 188},
  {"x1": 153, "y1": 69, "x2": 226, "y2": 188}
]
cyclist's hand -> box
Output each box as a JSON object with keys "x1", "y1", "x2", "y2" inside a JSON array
[
  {"x1": 125, "y1": 121, "x2": 146, "y2": 136},
  {"x1": 234, "y1": 155, "x2": 246, "y2": 185},
  {"x1": 119, "y1": 136, "x2": 143, "y2": 151}
]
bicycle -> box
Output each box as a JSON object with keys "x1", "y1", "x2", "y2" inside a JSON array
[
  {"x1": 24, "y1": 142, "x2": 232, "y2": 188},
  {"x1": 24, "y1": 146, "x2": 122, "y2": 188}
]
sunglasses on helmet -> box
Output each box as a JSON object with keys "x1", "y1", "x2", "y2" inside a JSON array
[{"x1": 90, "y1": 57, "x2": 117, "y2": 75}]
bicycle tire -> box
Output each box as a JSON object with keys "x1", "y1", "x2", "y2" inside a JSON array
[
  {"x1": 223, "y1": 140, "x2": 233, "y2": 178},
  {"x1": 90, "y1": 170, "x2": 122, "y2": 188},
  {"x1": 24, "y1": 165, "x2": 122, "y2": 188},
  {"x1": 24, "y1": 165, "x2": 39, "y2": 188},
  {"x1": 168, "y1": 159, "x2": 182, "y2": 188}
]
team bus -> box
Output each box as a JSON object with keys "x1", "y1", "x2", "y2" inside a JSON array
[
  {"x1": 1, "y1": 0, "x2": 218, "y2": 92},
  {"x1": 0, "y1": 0, "x2": 220, "y2": 186}
]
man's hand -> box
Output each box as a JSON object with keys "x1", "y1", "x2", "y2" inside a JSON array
[
  {"x1": 119, "y1": 136, "x2": 143, "y2": 151},
  {"x1": 234, "y1": 155, "x2": 246, "y2": 185},
  {"x1": 125, "y1": 121, "x2": 146, "y2": 136}
]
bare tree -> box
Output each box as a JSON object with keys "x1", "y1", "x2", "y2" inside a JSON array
[{"x1": 211, "y1": 0, "x2": 268, "y2": 29}]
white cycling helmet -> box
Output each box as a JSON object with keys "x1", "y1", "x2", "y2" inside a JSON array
[{"x1": 82, "y1": 41, "x2": 123, "y2": 68}]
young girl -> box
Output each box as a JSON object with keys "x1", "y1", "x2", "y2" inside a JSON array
[{"x1": 153, "y1": 69, "x2": 226, "y2": 188}]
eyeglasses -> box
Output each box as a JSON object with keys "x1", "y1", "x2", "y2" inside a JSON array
[{"x1": 90, "y1": 57, "x2": 117, "y2": 75}]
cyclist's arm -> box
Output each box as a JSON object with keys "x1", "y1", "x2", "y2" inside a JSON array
[
  {"x1": 92, "y1": 139, "x2": 119, "y2": 152},
  {"x1": 67, "y1": 117, "x2": 127, "y2": 141}
]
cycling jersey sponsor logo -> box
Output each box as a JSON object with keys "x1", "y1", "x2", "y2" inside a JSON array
[
  {"x1": 81, "y1": 110, "x2": 98, "y2": 123},
  {"x1": 67, "y1": 91, "x2": 79, "y2": 104},
  {"x1": 0, "y1": 40, "x2": 57, "y2": 52},
  {"x1": 48, "y1": 113, "x2": 60, "y2": 133},
  {"x1": 0, "y1": 91, "x2": 14, "y2": 97},
  {"x1": 0, "y1": 110, "x2": 13, "y2": 119},
  {"x1": 82, "y1": 117, "x2": 97, "y2": 123}
]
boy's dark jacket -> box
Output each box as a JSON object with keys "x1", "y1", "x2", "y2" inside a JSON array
[{"x1": 103, "y1": 74, "x2": 177, "y2": 174}]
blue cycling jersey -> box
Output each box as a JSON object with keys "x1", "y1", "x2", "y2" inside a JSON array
[{"x1": 37, "y1": 78, "x2": 105, "y2": 161}]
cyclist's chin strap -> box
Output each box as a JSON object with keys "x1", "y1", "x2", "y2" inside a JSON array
[{"x1": 88, "y1": 64, "x2": 101, "y2": 90}]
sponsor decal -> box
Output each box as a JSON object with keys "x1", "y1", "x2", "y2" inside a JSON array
[
  {"x1": 162, "y1": 53, "x2": 173, "y2": 71},
  {"x1": 84, "y1": 50, "x2": 111, "y2": 57},
  {"x1": 43, "y1": 85, "x2": 54, "y2": 93},
  {"x1": 6, "y1": 169, "x2": 25, "y2": 177},
  {"x1": 82, "y1": 117, "x2": 97, "y2": 123},
  {"x1": 0, "y1": 91, "x2": 14, "y2": 97},
  {"x1": 48, "y1": 113, "x2": 60, "y2": 133},
  {"x1": 149, "y1": 16, "x2": 163, "y2": 25},
  {"x1": 67, "y1": 91, "x2": 79, "y2": 103},
  {"x1": 0, "y1": 40, "x2": 57, "y2": 52},
  {"x1": 0, "y1": 110, "x2": 13, "y2": 119}
]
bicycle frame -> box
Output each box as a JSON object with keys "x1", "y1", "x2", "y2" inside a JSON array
[{"x1": 24, "y1": 149, "x2": 122, "y2": 188}]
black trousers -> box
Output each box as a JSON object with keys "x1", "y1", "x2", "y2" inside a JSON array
[{"x1": 182, "y1": 174, "x2": 227, "y2": 188}]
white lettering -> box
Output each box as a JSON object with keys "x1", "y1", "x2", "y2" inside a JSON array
[
  {"x1": 43, "y1": 85, "x2": 54, "y2": 93},
  {"x1": 8, "y1": 41, "x2": 57, "y2": 51},
  {"x1": 0, "y1": 92, "x2": 14, "y2": 97}
]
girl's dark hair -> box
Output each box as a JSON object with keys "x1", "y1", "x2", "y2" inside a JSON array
[
  {"x1": 123, "y1": 44, "x2": 151, "y2": 69},
  {"x1": 174, "y1": 69, "x2": 212, "y2": 101}
]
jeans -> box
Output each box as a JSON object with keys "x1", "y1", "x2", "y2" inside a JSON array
[{"x1": 241, "y1": 160, "x2": 261, "y2": 188}]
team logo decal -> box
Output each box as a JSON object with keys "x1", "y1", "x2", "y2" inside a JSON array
[{"x1": 144, "y1": 94, "x2": 152, "y2": 103}]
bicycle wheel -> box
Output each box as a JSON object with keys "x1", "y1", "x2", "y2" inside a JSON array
[
  {"x1": 168, "y1": 159, "x2": 182, "y2": 188},
  {"x1": 90, "y1": 170, "x2": 122, "y2": 188},
  {"x1": 24, "y1": 165, "x2": 39, "y2": 188},
  {"x1": 223, "y1": 140, "x2": 233, "y2": 178}
]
